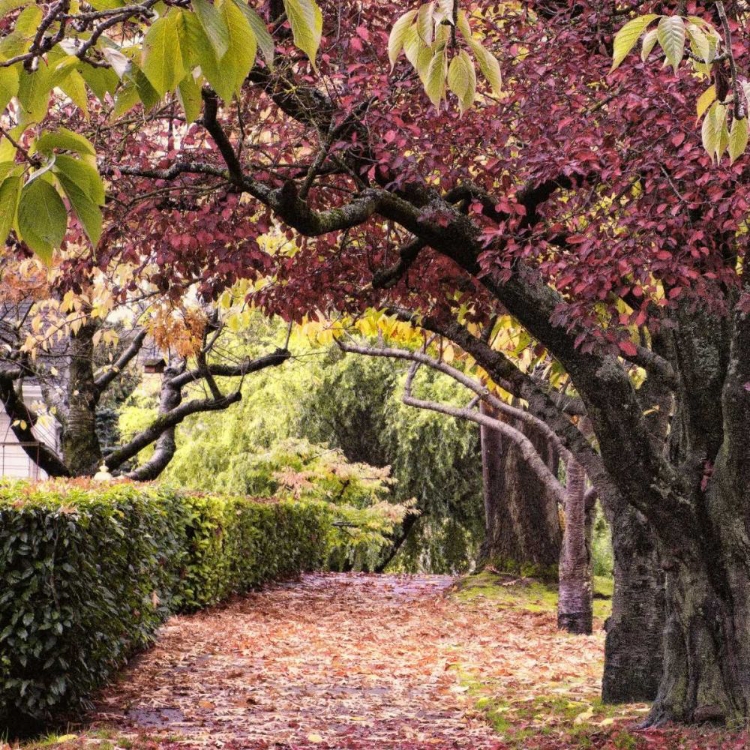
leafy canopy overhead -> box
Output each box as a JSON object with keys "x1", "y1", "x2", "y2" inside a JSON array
[
  {"x1": 0, "y1": 0, "x2": 506, "y2": 259},
  {"x1": 0, "y1": 0, "x2": 326, "y2": 258}
]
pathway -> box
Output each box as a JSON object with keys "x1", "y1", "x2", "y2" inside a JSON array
[{"x1": 91, "y1": 574, "x2": 507, "y2": 749}]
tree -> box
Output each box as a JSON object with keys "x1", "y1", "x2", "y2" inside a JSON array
[
  {"x1": 161, "y1": 324, "x2": 486, "y2": 572},
  {"x1": 3, "y1": 0, "x2": 750, "y2": 725},
  {"x1": 339, "y1": 336, "x2": 596, "y2": 633},
  {"x1": 477, "y1": 400, "x2": 562, "y2": 582},
  {"x1": 0, "y1": 253, "x2": 290, "y2": 478}
]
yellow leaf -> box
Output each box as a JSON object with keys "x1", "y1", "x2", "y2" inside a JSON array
[
  {"x1": 696, "y1": 84, "x2": 716, "y2": 122},
  {"x1": 307, "y1": 733, "x2": 324, "y2": 743}
]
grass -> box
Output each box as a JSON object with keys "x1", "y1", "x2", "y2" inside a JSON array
[
  {"x1": 454, "y1": 569, "x2": 614, "y2": 622},
  {"x1": 451, "y1": 570, "x2": 650, "y2": 748}
]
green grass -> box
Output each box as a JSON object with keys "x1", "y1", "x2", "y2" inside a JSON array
[{"x1": 455, "y1": 570, "x2": 614, "y2": 621}]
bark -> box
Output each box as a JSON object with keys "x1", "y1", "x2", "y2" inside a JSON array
[
  {"x1": 125, "y1": 359, "x2": 185, "y2": 481},
  {"x1": 557, "y1": 457, "x2": 593, "y2": 634},
  {"x1": 602, "y1": 496, "x2": 665, "y2": 703},
  {"x1": 644, "y1": 296, "x2": 750, "y2": 726},
  {"x1": 0, "y1": 373, "x2": 71, "y2": 478},
  {"x1": 477, "y1": 402, "x2": 562, "y2": 581},
  {"x1": 61, "y1": 322, "x2": 103, "y2": 476},
  {"x1": 374, "y1": 511, "x2": 421, "y2": 573}
]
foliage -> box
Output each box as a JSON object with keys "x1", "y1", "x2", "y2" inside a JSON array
[
  {"x1": 0, "y1": 0, "x2": 325, "y2": 258},
  {"x1": 157, "y1": 336, "x2": 484, "y2": 573},
  {"x1": 612, "y1": 7, "x2": 749, "y2": 163},
  {"x1": 388, "y1": 1, "x2": 501, "y2": 112},
  {"x1": 0, "y1": 479, "x2": 331, "y2": 728},
  {"x1": 297, "y1": 348, "x2": 484, "y2": 571},
  {"x1": 170, "y1": 437, "x2": 412, "y2": 572},
  {"x1": 592, "y1": 504, "x2": 614, "y2": 579}
]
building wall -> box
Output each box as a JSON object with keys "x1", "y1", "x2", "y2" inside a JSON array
[{"x1": 0, "y1": 384, "x2": 60, "y2": 480}]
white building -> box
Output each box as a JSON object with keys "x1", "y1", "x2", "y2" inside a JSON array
[{"x1": 0, "y1": 382, "x2": 61, "y2": 479}]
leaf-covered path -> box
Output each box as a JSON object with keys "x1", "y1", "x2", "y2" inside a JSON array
[
  {"x1": 92, "y1": 573, "x2": 507, "y2": 748},
  {"x1": 75, "y1": 572, "x2": 749, "y2": 750}
]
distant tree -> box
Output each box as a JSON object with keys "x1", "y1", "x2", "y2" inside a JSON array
[{"x1": 0, "y1": 255, "x2": 289, "y2": 478}]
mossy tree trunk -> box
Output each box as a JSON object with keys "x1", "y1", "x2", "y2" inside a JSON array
[
  {"x1": 602, "y1": 496, "x2": 664, "y2": 703},
  {"x1": 61, "y1": 322, "x2": 103, "y2": 476}
]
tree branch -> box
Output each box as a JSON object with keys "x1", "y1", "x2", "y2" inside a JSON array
[
  {"x1": 402, "y1": 363, "x2": 566, "y2": 506},
  {"x1": 93, "y1": 328, "x2": 148, "y2": 393},
  {"x1": 0, "y1": 375, "x2": 70, "y2": 478}
]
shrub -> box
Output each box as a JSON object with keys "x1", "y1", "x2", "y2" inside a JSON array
[{"x1": 0, "y1": 479, "x2": 331, "y2": 731}]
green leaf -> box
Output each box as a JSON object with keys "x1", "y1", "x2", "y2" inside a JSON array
[
  {"x1": 416, "y1": 3, "x2": 434, "y2": 46},
  {"x1": 182, "y1": 11, "x2": 222, "y2": 88},
  {"x1": 728, "y1": 116, "x2": 748, "y2": 165},
  {"x1": 229, "y1": 0, "x2": 274, "y2": 66},
  {"x1": 177, "y1": 74, "x2": 202, "y2": 123},
  {"x1": 53, "y1": 154, "x2": 105, "y2": 205},
  {"x1": 0, "y1": 124, "x2": 22, "y2": 161},
  {"x1": 0, "y1": 161, "x2": 16, "y2": 183},
  {"x1": 78, "y1": 64, "x2": 119, "y2": 102},
  {"x1": 12, "y1": 3, "x2": 41, "y2": 38},
  {"x1": 48, "y1": 55, "x2": 79, "y2": 90},
  {"x1": 112, "y1": 78, "x2": 141, "y2": 117},
  {"x1": 686, "y1": 23, "x2": 712, "y2": 64},
  {"x1": 0, "y1": 63, "x2": 18, "y2": 112},
  {"x1": 469, "y1": 39, "x2": 501, "y2": 95},
  {"x1": 611, "y1": 14, "x2": 659, "y2": 72},
  {"x1": 448, "y1": 50, "x2": 476, "y2": 114},
  {"x1": 283, "y1": 0, "x2": 322, "y2": 69},
  {"x1": 702, "y1": 101, "x2": 726, "y2": 163},
  {"x1": 657, "y1": 15, "x2": 685, "y2": 73},
  {"x1": 388, "y1": 9, "x2": 417, "y2": 69},
  {"x1": 131, "y1": 66, "x2": 161, "y2": 111},
  {"x1": 425, "y1": 47, "x2": 447, "y2": 109},
  {"x1": 0, "y1": 170, "x2": 22, "y2": 247},
  {"x1": 696, "y1": 84, "x2": 716, "y2": 122},
  {"x1": 55, "y1": 170, "x2": 103, "y2": 246},
  {"x1": 18, "y1": 178, "x2": 67, "y2": 263},
  {"x1": 218, "y1": 0, "x2": 256, "y2": 96},
  {"x1": 142, "y1": 12, "x2": 186, "y2": 96},
  {"x1": 641, "y1": 28, "x2": 659, "y2": 62},
  {"x1": 456, "y1": 9, "x2": 473, "y2": 42},
  {"x1": 17, "y1": 66, "x2": 52, "y2": 122},
  {"x1": 59, "y1": 70, "x2": 89, "y2": 116},
  {"x1": 35, "y1": 129, "x2": 96, "y2": 157},
  {"x1": 192, "y1": 0, "x2": 229, "y2": 58},
  {"x1": 0, "y1": 0, "x2": 30, "y2": 18},
  {"x1": 403, "y1": 25, "x2": 433, "y2": 85}
]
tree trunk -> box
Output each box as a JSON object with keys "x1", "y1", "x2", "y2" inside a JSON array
[
  {"x1": 477, "y1": 402, "x2": 561, "y2": 581},
  {"x1": 61, "y1": 322, "x2": 102, "y2": 476},
  {"x1": 558, "y1": 457, "x2": 593, "y2": 634},
  {"x1": 602, "y1": 497, "x2": 665, "y2": 703},
  {"x1": 125, "y1": 359, "x2": 185, "y2": 481}
]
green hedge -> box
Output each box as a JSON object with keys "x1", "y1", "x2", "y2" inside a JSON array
[{"x1": 0, "y1": 480, "x2": 331, "y2": 730}]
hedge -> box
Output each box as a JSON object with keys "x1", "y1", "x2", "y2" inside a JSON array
[{"x1": 0, "y1": 480, "x2": 332, "y2": 731}]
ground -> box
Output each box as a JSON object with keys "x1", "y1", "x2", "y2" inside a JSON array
[{"x1": 15, "y1": 572, "x2": 749, "y2": 750}]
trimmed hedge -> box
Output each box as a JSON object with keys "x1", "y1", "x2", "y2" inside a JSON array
[{"x1": 0, "y1": 480, "x2": 331, "y2": 730}]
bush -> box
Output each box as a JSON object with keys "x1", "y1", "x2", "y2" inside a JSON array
[{"x1": 0, "y1": 479, "x2": 331, "y2": 731}]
